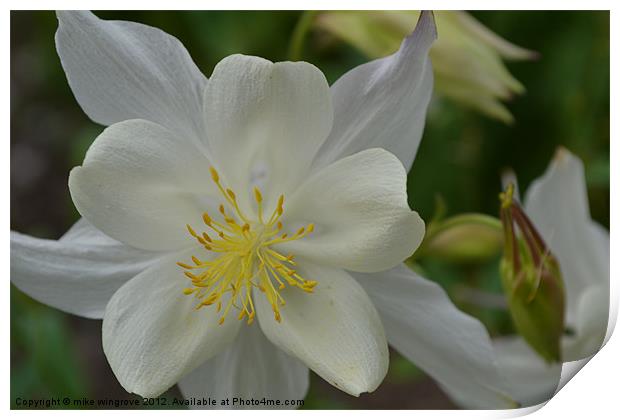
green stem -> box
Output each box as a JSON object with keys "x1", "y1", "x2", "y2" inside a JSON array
[{"x1": 288, "y1": 11, "x2": 318, "y2": 61}]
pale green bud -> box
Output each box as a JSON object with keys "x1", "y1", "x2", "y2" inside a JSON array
[
  {"x1": 418, "y1": 214, "x2": 503, "y2": 263},
  {"x1": 314, "y1": 11, "x2": 537, "y2": 123},
  {"x1": 499, "y1": 184, "x2": 565, "y2": 363}
]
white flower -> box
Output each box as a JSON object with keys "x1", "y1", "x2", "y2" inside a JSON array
[
  {"x1": 488, "y1": 148, "x2": 609, "y2": 407},
  {"x1": 11, "y1": 11, "x2": 511, "y2": 408}
]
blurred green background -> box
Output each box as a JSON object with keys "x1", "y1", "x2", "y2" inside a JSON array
[{"x1": 10, "y1": 10, "x2": 609, "y2": 409}]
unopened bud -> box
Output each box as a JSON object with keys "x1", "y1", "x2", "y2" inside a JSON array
[
  {"x1": 499, "y1": 183, "x2": 565, "y2": 363},
  {"x1": 420, "y1": 214, "x2": 503, "y2": 263}
]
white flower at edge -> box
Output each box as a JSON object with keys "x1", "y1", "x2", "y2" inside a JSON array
[
  {"x1": 484, "y1": 148, "x2": 609, "y2": 407},
  {"x1": 11, "y1": 11, "x2": 512, "y2": 408}
]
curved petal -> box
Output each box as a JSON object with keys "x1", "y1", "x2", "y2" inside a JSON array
[
  {"x1": 178, "y1": 323, "x2": 309, "y2": 409},
  {"x1": 69, "y1": 119, "x2": 218, "y2": 251},
  {"x1": 562, "y1": 284, "x2": 608, "y2": 361},
  {"x1": 255, "y1": 261, "x2": 388, "y2": 396},
  {"x1": 493, "y1": 336, "x2": 561, "y2": 407},
  {"x1": 102, "y1": 250, "x2": 241, "y2": 398},
  {"x1": 280, "y1": 148, "x2": 424, "y2": 273},
  {"x1": 59, "y1": 217, "x2": 119, "y2": 245},
  {"x1": 524, "y1": 148, "x2": 610, "y2": 326},
  {"x1": 355, "y1": 264, "x2": 515, "y2": 409},
  {"x1": 312, "y1": 11, "x2": 435, "y2": 171},
  {"x1": 10, "y1": 219, "x2": 160, "y2": 319},
  {"x1": 203, "y1": 54, "x2": 333, "y2": 213},
  {"x1": 55, "y1": 11, "x2": 207, "y2": 148}
]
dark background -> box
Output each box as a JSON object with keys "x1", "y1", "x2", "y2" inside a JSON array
[{"x1": 10, "y1": 11, "x2": 609, "y2": 409}]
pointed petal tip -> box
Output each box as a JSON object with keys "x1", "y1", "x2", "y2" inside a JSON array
[
  {"x1": 396, "y1": 10, "x2": 436, "y2": 62},
  {"x1": 414, "y1": 10, "x2": 438, "y2": 42},
  {"x1": 549, "y1": 146, "x2": 582, "y2": 175},
  {"x1": 553, "y1": 146, "x2": 573, "y2": 164}
]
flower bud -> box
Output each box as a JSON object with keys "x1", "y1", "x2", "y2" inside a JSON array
[
  {"x1": 314, "y1": 11, "x2": 537, "y2": 123},
  {"x1": 499, "y1": 184, "x2": 565, "y2": 363},
  {"x1": 420, "y1": 214, "x2": 503, "y2": 263}
]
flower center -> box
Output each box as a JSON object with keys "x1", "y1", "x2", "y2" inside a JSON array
[{"x1": 177, "y1": 167, "x2": 317, "y2": 325}]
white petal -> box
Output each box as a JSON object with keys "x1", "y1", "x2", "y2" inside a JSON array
[
  {"x1": 59, "y1": 217, "x2": 118, "y2": 246},
  {"x1": 280, "y1": 148, "x2": 424, "y2": 273},
  {"x1": 524, "y1": 148, "x2": 609, "y2": 327},
  {"x1": 69, "y1": 119, "x2": 218, "y2": 251},
  {"x1": 356, "y1": 264, "x2": 515, "y2": 409},
  {"x1": 562, "y1": 284, "x2": 609, "y2": 361},
  {"x1": 102, "y1": 250, "x2": 241, "y2": 397},
  {"x1": 10, "y1": 219, "x2": 159, "y2": 319},
  {"x1": 55, "y1": 11, "x2": 207, "y2": 148},
  {"x1": 203, "y1": 54, "x2": 333, "y2": 212},
  {"x1": 255, "y1": 261, "x2": 388, "y2": 396},
  {"x1": 493, "y1": 336, "x2": 561, "y2": 407},
  {"x1": 312, "y1": 11, "x2": 435, "y2": 171},
  {"x1": 178, "y1": 324, "x2": 309, "y2": 409}
]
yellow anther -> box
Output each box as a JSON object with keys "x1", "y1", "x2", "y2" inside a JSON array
[
  {"x1": 184, "y1": 271, "x2": 198, "y2": 280},
  {"x1": 500, "y1": 183, "x2": 515, "y2": 209},
  {"x1": 177, "y1": 262, "x2": 193, "y2": 269},
  {"x1": 209, "y1": 167, "x2": 220, "y2": 182},
  {"x1": 254, "y1": 187, "x2": 263, "y2": 203},
  {"x1": 177, "y1": 178, "x2": 317, "y2": 325},
  {"x1": 186, "y1": 224, "x2": 198, "y2": 237},
  {"x1": 204, "y1": 294, "x2": 218, "y2": 305}
]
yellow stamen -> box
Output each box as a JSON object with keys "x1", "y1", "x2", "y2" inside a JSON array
[
  {"x1": 254, "y1": 187, "x2": 263, "y2": 203},
  {"x1": 186, "y1": 224, "x2": 198, "y2": 238},
  {"x1": 177, "y1": 169, "x2": 316, "y2": 325},
  {"x1": 209, "y1": 166, "x2": 219, "y2": 182},
  {"x1": 177, "y1": 262, "x2": 193, "y2": 269}
]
